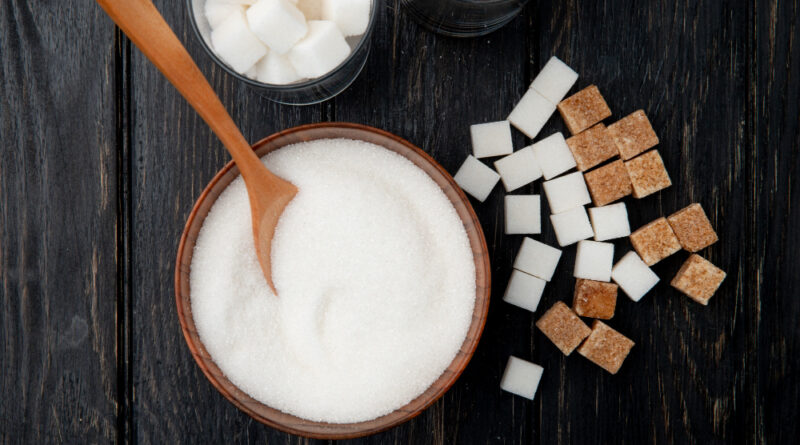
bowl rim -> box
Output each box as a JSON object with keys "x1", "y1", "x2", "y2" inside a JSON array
[
  {"x1": 174, "y1": 122, "x2": 491, "y2": 439},
  {"x1": 185, "y1": 0, "x2": 381, "y2": 90}
]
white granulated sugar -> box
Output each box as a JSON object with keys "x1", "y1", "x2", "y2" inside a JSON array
[{"x1": 190, "y1": 138, "x2": 476, "y2": 424}]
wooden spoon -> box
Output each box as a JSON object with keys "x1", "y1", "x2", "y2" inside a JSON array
[{"x1": 97, "y1": 0, "x2": 297, "y2": 293}]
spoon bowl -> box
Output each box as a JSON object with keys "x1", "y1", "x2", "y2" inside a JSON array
[
  {"x1": 96, "y1": 0, "x2": 295, "y2": 292},
  {"x1": 175, "y1": 122, "x2": 491, "y2": 439}
]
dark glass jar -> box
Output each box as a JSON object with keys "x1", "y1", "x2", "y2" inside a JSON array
[{"x1": 402, "y1": 0, "x2": 530, "y2": 37}]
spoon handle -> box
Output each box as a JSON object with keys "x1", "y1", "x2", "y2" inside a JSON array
[{"x1": 96, "y1": 0, "x2": 264, "y2": 178}]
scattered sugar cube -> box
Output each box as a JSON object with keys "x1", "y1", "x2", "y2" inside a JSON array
[
  {"x1": 507, "y1": 89, "x2": 557, "y2": 139},
  {"x1": 288, "y1": 20, "x2": 351, "y2": 78},
  {"x1": 256, "y1": 51, "x2": 301, "y2": 84},
  {"x1": 588, "y1": 202, "x2": 630, "y2": 241},
  {"x1": 624, "y1": 149, "x2": 672, "y2": 198},
  {"x1": 671, "y1": 254, "x2": 726, "y2": 305},
  {"x1": 531, "y1": 133, "x2": 576, "y2": 180},
  {"x1": 500, "y1": 356, "x2": 544, "y2": 400},
  {"x1": 211, "y1": 9, "x2": 269, "y2": 73},
  {"x1": 629, "y1": 217, "x2": 681, "y2": 266},
  {"x1": 505, "y1": 195, "x2": 541, "y2": 235},
  {"x1": 577, "y1": 320, "x2": 635, "y2": 374},
  {"x1": 565, "y1": 123, "x2": 619, "y2": 171},
  {"x1": 667, "y1": 203, "x2": 718, "y2": 252},
  {"x1": 322, "y1": 0, "x2": 371, "y2": 36},
  {"x1": 493, "y1": 146, "x2": 542, "y2": 192},
  {"x1": 296, "y1": 0, "x2": 323, "y2": 20},
  {"x1": 503, "y1": 270, "x2": 546, "y2": 313},
  {"x1": 542, "y1": 171, "x2": 591, "y2": 214},
  {"x1": 244, "y1": 64, "x2": 258, "y2": 79},
  {"x1": 583, "y1": 159, "x2": 632, "y2": 206},
  {"x1": 453, "y1": 155, "x2": 500, "y2": 202},
  {"x1": 535, "y1": 301, "x2": 591, "y2": 355},
  {"x1": 550, "y1": 206, "x2": 594, "y2": 247},
  {"x1": 557, "y1": 85, "x2": 612, "y2": 135},
  {"x1": 607, "y1": 110, "x2": 659, "y2": 160},
  {"x1": 573, "y1": 279, "x2": 617, "y2": 319},
  {"x1": 529, "y1": 56, "x2": 579, "y2": 105},
  {"x1": 574, "y1": 240, "x2": 614, "y2": 282},
  {"x1": 470, "y1": 121, "x2": 514, "y2": 159},
  {"x1": 205, "y1": 0, "x2": 246, "y2": 29},
  {"x1": 513, "y1": 237, "x2": 562, "y2": 281},
  {"x1": 247, "y1": 0, "x2": 308, "y2": 55},
  {"x1": 611, "y1": 251, "x2": 660, "y2": 302}
]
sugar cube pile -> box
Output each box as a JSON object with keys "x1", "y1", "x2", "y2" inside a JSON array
[
  {"x1": 203, "y1": 0, "x2": 372, "y2": 84},
  {"x1": 447, "y1": 56, "x2": 727, "y2": 396}
]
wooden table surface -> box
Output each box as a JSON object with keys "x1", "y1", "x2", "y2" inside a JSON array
[{"x1": 2, "y1": 0, "x2": 798, "y2": 443}]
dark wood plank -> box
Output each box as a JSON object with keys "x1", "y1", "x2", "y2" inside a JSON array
[
  {"x1": 0, "y1": 0, "x2": 120, "y2": 442},
  {"x1": 531, "y1": 1, "x2": 753, "y2": 444},
  {"x1": 335, "y1": 2, "x2": 533, "y2": 444},
  {"x1": 752, "y1": 0, "x2": 800, "y2": 443},
  {"x1": 126, "y1": 1, "x2": 325, "y2": 443}
]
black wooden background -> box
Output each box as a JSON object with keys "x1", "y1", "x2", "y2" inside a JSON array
[{"x1": 1, "y1": 0, "x2": 798, "y2": 443}]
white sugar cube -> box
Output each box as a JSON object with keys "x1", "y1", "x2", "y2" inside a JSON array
[
  {"x1": 503, "y1": 270, "x2": 546, "y2": 313},
  {"x1": 211, "y1": 9, "x2": 269, "y2": 73},
  {"x1": 529, "y1": 56, "x2": 579, "y2": 105},
  {"x1": 256, "y1": 51, "x2": 301, "y2": 84},
  {"x1": 574, "y1": 240, "x2": 614, "y2": 282},
  {"x1": 288, "y1": 20, "x2": 351, "y2": 78},
  {"x1": 453, "y1": 155, "x2": 500, "y2": 202},
  {"x1": 507, "y1": 88, "x2": 557, "y2": 139},
  {"x1": 244, "y1": 64, "x2": 258, "y2": 79},
  {"x1": 532, "y1": 132, "x2": 576, "y2": 180},
  {"x1": 322, "y1": 0, "x2": 371, "y2": 36},
  {"x1": 588, "y1": 203, "x2": 631, "y2": 241},
  {"x1": 204, "y1": 1, "x2": 246, "y2": 29},
  {"x1": 296, "y1": 0, "x2": 323, "y2": 20},
  {"x1": 500, "y1": 356, "x2": 544, "y2": 400},
  {"x1": 247, "y1": 0, "x2": 308, "y2": 54},
  {"x1": 505, "y1": 195, "x2": 541, "y2": 235},
  {"x1": 493, "y1": 146, "x2": 542, "y2": 192},
  {"x1": 611, "y1": 251, "x2": 660, "y2": 302},
  {"x1": 550, "y1": 206, "x2": 593, "y2": 246},
  {"x1": 542, "y1": 171, "x2": 591, "y2": 214},
  {"x1": 513, "y1": 237, "x2": 562, "y2": 281},
  {"x1": 470, "y1": 121, "x2": 514, "y2": 159}
]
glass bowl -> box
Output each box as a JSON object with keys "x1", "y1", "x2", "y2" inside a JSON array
[{"x1": 186, "y1": 0, "x2": 381, "y2": 105}]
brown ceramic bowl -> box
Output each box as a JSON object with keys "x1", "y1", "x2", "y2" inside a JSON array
[{"x1": 174, "y1": 122, "x2": 491, "y2": 439}]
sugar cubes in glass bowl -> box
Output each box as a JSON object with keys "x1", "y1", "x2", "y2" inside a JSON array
[{"x1": 188, "y1": 0, "x2": 378, "y2": 105}]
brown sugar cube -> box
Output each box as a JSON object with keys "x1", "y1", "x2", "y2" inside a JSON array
[
  {"x1": 565, "y1": 124, "x2": 620, "y2": 171},
  {"x1": 535, "y1": 301, "x2": 592, "y2": 356},
  {"x1": 667, "y1": 203, "x2": 718, "y2": 252},
  {"x1": 557, "y1": 85, "x2": 613, "y2": 135},
  {"x1": 573, "y1": 279, "x2": 618, "y2": 319},
  {"x1": 607, "y1": 110, "x2": 659, "y2": 160},
  {"x1": 624, "y1": 150, "x2": 672, "y2": 198},
  {"x1": 671, "y1": 254, "x2": 726, "y2": 305},
  {"x1": 583, "y1": 159, "x2": 633, "y2": 206},
  {"x1": 629, "y1": 217, "x2": 682, "y2": 266},
  {"x1": 577, "y1": 320, "x2": 635, "y2": 374}
]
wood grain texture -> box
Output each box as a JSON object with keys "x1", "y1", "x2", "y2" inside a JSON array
[
  {"x1": 752, "y1": 0, "x2": 800, "y2": 443},
  {"x1": 1, "y1": 0, "x2": 799, "y2": 443},
  {"x1": 0, "y1": 0, "x2": 119, "y2": 443}
]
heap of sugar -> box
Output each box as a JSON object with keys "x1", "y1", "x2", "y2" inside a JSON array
[
  {"x1": 190, "y1": 138, "x2": 476, "y2": 423},
  {"x1": 203, "y1": 0, "x2": 372, "y2": 84}
]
